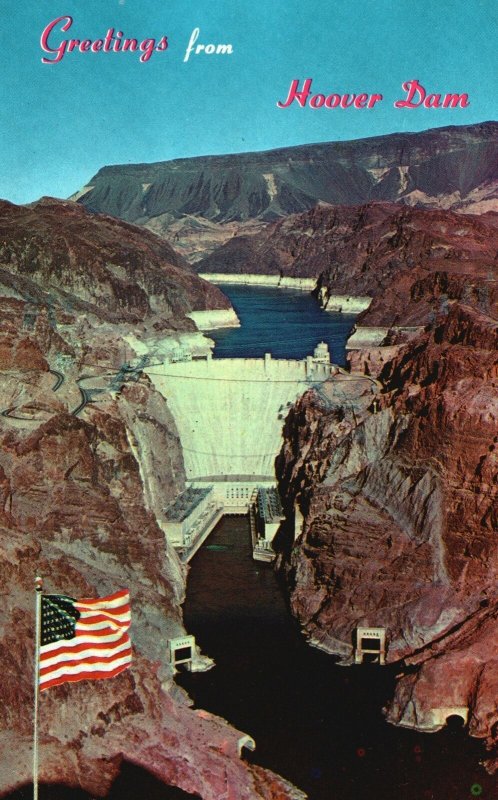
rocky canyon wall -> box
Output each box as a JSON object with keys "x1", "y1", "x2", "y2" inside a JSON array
[
  {"x1": 276, "y1": 303, "x2": 498, "y2": 771},
  {"x1": 0, "y1": 202, "x2": 304, "y2": 799},
  {"x1": 197, "y1": 202, "x2": 498, "y2": 326}
]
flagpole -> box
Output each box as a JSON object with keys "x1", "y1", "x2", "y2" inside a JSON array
[{"x1": 33, "y1": 576, "x2": 43, "y2": 800}]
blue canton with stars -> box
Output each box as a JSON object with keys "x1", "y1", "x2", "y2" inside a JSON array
[{"x1": 41, "y1": 595, "x2": 80, "y2": 646}]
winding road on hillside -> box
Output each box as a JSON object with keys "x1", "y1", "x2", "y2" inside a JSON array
[{"x1": 0, "y1": 363, "x2": 145, "y2": 421}]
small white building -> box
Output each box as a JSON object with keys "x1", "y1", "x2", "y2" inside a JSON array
[
  {"x1": 167, "y1": 635, "x2": 196, "y2": 670},
  {"x1": 313, "y1": 341, "x2": 331, "y2": 364},
  {"x1": 170, "y1": 346, "x2": 193, "y2": 363},
  {"x1": 354, "y1": 627, "x2": 387, "y2": 665},
  {"x1": 306, "y1": 341, "x2": 335, "y2": 379}
]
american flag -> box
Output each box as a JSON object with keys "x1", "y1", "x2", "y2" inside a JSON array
[{"x1": 39, "y1": 589, "x2": 131, "y2": 691}]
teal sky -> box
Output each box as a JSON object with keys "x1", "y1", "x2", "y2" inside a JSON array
[{"x1": 1, "y1": 0, "x2": 496, "y2": 204}]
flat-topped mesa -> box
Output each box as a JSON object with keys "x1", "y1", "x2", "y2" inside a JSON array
[{"x1": 74, "y1": 123, "x2": 498, "y2": 231}]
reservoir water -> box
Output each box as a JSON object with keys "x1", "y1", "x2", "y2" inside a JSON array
[{"x1": 208, "y1": 283, "x2": 356, "y2": 364}]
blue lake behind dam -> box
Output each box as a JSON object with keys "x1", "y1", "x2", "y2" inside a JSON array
[{"x1": 207, "y1": 283, "x2": 357, "y2": 363}]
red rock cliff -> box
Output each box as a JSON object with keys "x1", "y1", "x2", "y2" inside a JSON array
[
  {"x1": 276, "y1": 303, "x2": 498, "y2": 771},
  {"x1": 197, "y1": 202, "x2": 498, "y2": 326}
]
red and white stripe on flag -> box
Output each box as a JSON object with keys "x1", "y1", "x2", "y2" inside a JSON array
[{"x1": 39, "y1": 589, "x2": 132, "y2": 691}]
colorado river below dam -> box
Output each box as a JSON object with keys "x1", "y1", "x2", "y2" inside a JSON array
[{"x1": 178, "y1": 517, "x2": 495, "y2": 800}]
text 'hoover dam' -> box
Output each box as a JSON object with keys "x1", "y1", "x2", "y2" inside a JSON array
[{"x1": 146, "y1": 344, "x2": 334, "y2": 561}]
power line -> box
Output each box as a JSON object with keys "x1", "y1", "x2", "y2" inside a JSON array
[
  {"x1": 146, "y1": 371, "x2": 320, "y2": 384},
  {"x1": 179, "y1": 445, "x2": 280, "y2": 458},
  {"x1": 145, "y1": 370, "x2": 380, "y2": 393}
]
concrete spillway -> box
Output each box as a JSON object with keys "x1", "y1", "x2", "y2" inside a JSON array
[{"x1": 146, "y1": 351, "x2": 333, "y2": 483}]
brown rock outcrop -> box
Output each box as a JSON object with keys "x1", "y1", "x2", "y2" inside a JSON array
[
  {"x1": 0, "y1": 347, "x2": 304, "y2": 798},
  {"x1": 276, "y1": 304, "x2": 497, "y2": 770},
  {"x1": 197, "y1": 202, "x2": 498, "y2": 326},
  {"x1": 0, "y1": 198, "x2": 230, "y2": 327}
]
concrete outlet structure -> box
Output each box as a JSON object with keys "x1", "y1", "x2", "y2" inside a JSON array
[
  {"x1": 163, "y1": 486, "x2": 224, "y2": 557},
  {"x1": 354, "y1": 627, "x2": 387, "y2": 665},
  {"x1": 167, "y1": 635, "x2": 196, "y2": 671}
]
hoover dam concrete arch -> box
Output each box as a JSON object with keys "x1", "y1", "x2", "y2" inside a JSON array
[
  {"x1": 147, "y1": 348, "x2": 334, "y2": 483},
  {"x1": 146, "y1": 346, "x2": 335, "y2": 559}
]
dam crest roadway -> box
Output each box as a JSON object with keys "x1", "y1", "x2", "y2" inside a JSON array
[{"x1": 146, "y1": 343, "x2": 378, "y2": 562}]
